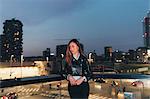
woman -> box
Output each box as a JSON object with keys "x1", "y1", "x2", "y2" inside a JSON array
[{"x1": 61, "y1": 39, "x2": 92, "y2": 99}]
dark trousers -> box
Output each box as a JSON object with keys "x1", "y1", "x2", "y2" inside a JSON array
[{"x1": 68, "y1": 82, "x2": 89, "y2": 99}]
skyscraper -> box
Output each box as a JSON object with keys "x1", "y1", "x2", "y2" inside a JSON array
[
  {"x1": 43, "y1": 48, "x2": 51, "y2": 61},
  {"x1": 0, "y1": 18, "x2": 23, "y2": 62},
  {"x1": 143, "y1": 11, "x2": 150, "y2": 48},
  {"x1": 104, "y1": 46, "x2": 113, "y2": 61}
]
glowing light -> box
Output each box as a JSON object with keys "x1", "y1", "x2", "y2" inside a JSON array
[
  {"x1": 0, "y1": 67, "x2": 40, "y2": 80},
  {"x1": 147, "y1": 49, "x2": 150, "y2": 57},
  {"x1": 95, "y1": 84, "x2": 101, "y2": 89}
]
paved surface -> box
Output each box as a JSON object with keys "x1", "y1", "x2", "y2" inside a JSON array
[{"x1": 1, "y1": 79, "x2": 150, "y2": 99}]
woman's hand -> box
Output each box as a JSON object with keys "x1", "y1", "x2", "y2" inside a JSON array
[
  {"x1": 68, "y1": 75, "x2": 76, "y2": 86},
  {"x1": 75, "y1": 77, "x2": 84, "y2": 85}
]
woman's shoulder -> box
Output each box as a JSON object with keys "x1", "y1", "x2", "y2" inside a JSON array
[{"x1": 80, "y1": 54, "x2": 88, "y2": 60}]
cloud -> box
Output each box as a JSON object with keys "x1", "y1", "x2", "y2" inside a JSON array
[{"x1": 1, "y1": 0, "x2": 86, "y2": 25}]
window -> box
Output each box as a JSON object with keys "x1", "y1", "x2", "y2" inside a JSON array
[{"x1": 14, "y1": 31, "x2": 19, "y2": 35}]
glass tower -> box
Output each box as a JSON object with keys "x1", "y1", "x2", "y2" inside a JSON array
[{"x1": 143, "y1": 11, "x2": 150, "y2": 48}]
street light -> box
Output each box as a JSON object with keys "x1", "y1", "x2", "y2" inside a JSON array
[
  {"x1": 21, "y1": 55, "x2": 24, "y2": 78},
  {"x1": 10, "y1": 55, "x2": 14, "y2": 66},
  {"x1": 88, "y1": 52, "x2": 93, "y2": 65},
  {"x1": 61, "y1": 54, "x2": 64, "y2": 58},
  {"x1": 10, "y1": 55, "x2": 14, "y2": 79},
  {"x1": 46, "y1": 57, "x2": 49, "y2": 63}
]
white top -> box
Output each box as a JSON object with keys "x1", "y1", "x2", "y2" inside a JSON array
[
  {"x1": 72, "y1": 76, "x2": 81, "y2": 80},
  {"x1": 67, "y1": 75, "x2": 87, "y2": 82}
]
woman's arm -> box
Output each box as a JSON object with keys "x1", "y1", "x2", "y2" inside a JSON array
[
  {"x1": 61, "y1": 59, "x2": 77, "y2": 85},
  {"x1": 83, "y1": 59, "x2": 92, "y2": 81},
  {"x1": 76, "y1": 58, "x2": 92, "y2": 85}
]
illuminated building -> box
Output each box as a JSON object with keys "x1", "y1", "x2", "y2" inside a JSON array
[
  {"x1": 56, "y1": 45, "x2": 67, "y2": 58},
  {"x1": 0, "y1": 18, "x2": 23, "y2": 62},
  {"x1": 43, "y1": 48, "x2": 51, "y2": 61},
  {"x1": 112, "y1": 50, "x2": 124, "y2": 63},
  {"x1": 143, "y1": 11, "x2": 150, "y2": 48},
  {"x1": 136, "y1": 47, "x2": 148, "y2": 63},
  {"x1": 128, "y1": 49, "x2": 137, "y2": 61},
  {"x1": 104, "y1": 46, "x2": 113, "y2": 61}
]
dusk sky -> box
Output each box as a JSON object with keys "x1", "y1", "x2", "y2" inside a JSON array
[{"x1": 0, "y1": 0, "x2": 150, "y2": 56}]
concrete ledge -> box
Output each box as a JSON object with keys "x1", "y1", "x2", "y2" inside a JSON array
[{"x1": 0, "y1": 74, "x2": 64, "y2": 88}]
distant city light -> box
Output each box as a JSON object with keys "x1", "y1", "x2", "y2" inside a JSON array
[
  {"x1": 50, "y1": 53, "x2": 55, "y2": 56},
  {"x1": 122, "y1": 53, "x2": 126, "y2": 55},
  {"x1": 147, "y1": 49, "x2": 150, "y2": 57},
  {"x1": 115, "y1": 50, "x2": 119, "y2": 52},
  {"x1": 0, "y1": 67, "x2": 39, "y2": 80}
]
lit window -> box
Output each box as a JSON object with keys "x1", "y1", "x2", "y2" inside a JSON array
[
  {"x1": 17, "y1": 32, "x2": 19, "y2": 35},
  {"x1": 14, "y1": 32, "x2": 19, "y2": 35},
  {"x1": 14, "y1": 38, "x2": 19, "y2": 41},
  {"x1": 7, "y1": 45, "x2": 9, "y2": 48}
]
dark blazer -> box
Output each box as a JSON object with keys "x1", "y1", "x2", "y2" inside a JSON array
[{"x1": 61, "y1": 54, "x2": 92, "y2": 81}]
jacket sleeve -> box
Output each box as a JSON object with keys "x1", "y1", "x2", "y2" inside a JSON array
[
  {"x1": 83, "y1": 58, "x2": 92, "y2": 81},
  {"x1": 61, "y1": 59, "x2": 70, "y2": 80}
]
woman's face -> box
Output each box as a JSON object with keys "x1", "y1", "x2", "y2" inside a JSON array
[{"x1": 69, "y1": 42, "x2": 79, "y2": 55}]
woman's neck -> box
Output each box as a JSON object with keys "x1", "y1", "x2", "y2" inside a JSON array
[{"x1": 73, "y1": 52, "x2": 80, "y2": 60}]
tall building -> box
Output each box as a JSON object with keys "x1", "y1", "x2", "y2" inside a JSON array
[
  {"x1": 0, "y1": 35, "x2": 2, "y2": 60},
  {"x1": 136, "y1": 47, "x2": 148, "y2": 63},
  {"x1": 0, "y1": 18, "x2": 23, "y2": 62},
  {"x1": 128, "y1": 49, "x2": 137, "y2": 61},
  {"x1": 112, "y1": 50, "x2": 124, "y2": 63},
  {"x1": 104, "y1": 46, "x2": 113, "y2": 61},
  {"x1": 143, "y1": 11, "x2": 150, "y2": 48},
  {"x1": 56, "y1": 45, "x2": 67, "y2": 58},
  {"x1": 43, "y1": 48, "x2": 51, "y2": 61}
]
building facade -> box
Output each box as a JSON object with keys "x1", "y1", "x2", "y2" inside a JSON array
[
  {"x1": 0, "y1": 18, "x2": 23, "y2": 62},
  {"x1": 104, "y1": 46, "x2": 113, "y2": 61},
  {"x1": 136, "y1": 47, "x2": 149, "y2": 63},
  {"x1": 143, "y1": 11, "x2": 150, "y2": 48},
  {"x1": 43, "y1": 48, "x2": 51, "y2": 61}
]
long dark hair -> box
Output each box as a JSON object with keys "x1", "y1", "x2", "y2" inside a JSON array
[{"x1": 65, "y1": 39, "x2": 83, "y2": 65}]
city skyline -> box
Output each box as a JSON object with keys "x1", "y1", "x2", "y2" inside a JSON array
[{"x1": 0, "y1": 0, "x2": 149, "y2": 56}]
